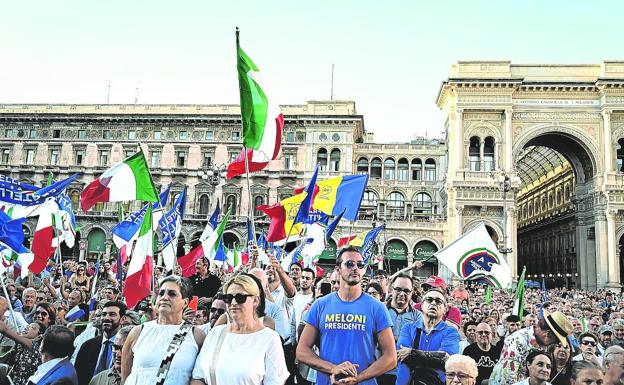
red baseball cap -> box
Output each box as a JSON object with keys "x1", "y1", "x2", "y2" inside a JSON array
[{"x1": 422, "y1": 275, "x2": 447, "y2": 291}]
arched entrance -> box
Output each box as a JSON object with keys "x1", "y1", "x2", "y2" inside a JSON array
[
  {"x1": 413, "y1": 240, "x2": 439, "y2": 276},
  {"x1": 385, "y1": 239, "x2": 408, "y2": 272},
  {"x1": 87, "y1": 228, "x2": 106, "y2": 261},
  {"x1": 222, "y1": 232, "x2": 240, "y2": 249},
  {"x1": 318, "y1": 238, "x2": 338, "y2": 269}
]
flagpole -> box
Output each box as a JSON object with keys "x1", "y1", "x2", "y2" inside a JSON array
[{"x1": 0, "y1": 278, "x2": 19, "y2": 332}]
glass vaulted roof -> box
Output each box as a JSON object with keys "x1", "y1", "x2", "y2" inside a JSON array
[{"x1": 516, "y1": 146, "x2": 569, "y2": 189}]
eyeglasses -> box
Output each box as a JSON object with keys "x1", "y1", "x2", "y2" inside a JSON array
[
  {"x1": 210, "y1": 307, "x2": 226, "y2": 315},
  {"x1": 223, "y1": 294, "x2": 254, "y2": 305},
  {"x1": 446, "y1": 372, "x2": 474, "y2": 381},
  {"x1": 581, "y1": 340, "x2": 597, "y2": 347},
  {"x1": 477, "y1": 330, "x2": 491, "y2": 335},
  {"x1": 393, "y1": 287, "x2": 412, "y2": 294},
  {"x1": 423, "y1": 296, "x2": 445, "y2": 306},
  {"x1": 343, "y1": 260, "x2": 366, "y2": 270},
  {"x1": 34, "y1": 311, "x2": 49, "y2": 317}
]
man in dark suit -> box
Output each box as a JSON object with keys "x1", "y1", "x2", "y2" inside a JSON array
[
  {"x1": 74, "y1": 301, "x2": 126, "y2": 385},
  {"x1": 27, "y1": 325, "x2": 78, "y2": 385}
]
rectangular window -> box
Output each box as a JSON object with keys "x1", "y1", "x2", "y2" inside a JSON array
[
  {"x1": 228, "y1": 152, "x2": 238, "y2": 163},
  {"x1": 75, "y1": 149, "x2": 85, "y2": 165},
  {"x1": 202, "y1": 152, "x2": 213, "y2": 168},
  {"x1": 425, "y1": 169, "x2": 436, "y2": 181},
  {"x1": 128, "y1": 130, "x2": 136, "y2": 140},
  {"x1": 150, "y1": 151, "x2": 161, "y2": 168},
  {"x1": 49, "y1": 149, "x2": 60, "y2": 165},
  {"x1": 286, "y1": 132, "x2": 295, "y2": 142},
  {"x1": 179, "y1": 131, "x2": 188, "y2": 140},
  {"x1": 103, "y1": 130, "x2": 111, "y2": 139},
  {"x1": 154, "y1": 131, "x2": 161, "y2": 140},
  {"x1": 205, "y1": 131, "x2": 214, "y2": 141},
  {"x1": 5, "y1": 129, "x2": 14, "y2": 138},
  {"x1": 99, "y1": 150, "x2": 109, "y2": 166},
  {"x1": 29, "y1": 129, "x2": 37, "y2": 139},
  {"x1": 25, "y1": 149, "x2": 35, "y2": 165},
  {"x1": 176, "y1": 151, "x2": 187, "y2": 167},
  {"x1": 53, "y1": 129, "x2": 61, "y2": 139},
  {"x1": 231, "y1": 132, "x2": 240, "y2": 141},
  {"x1": 284, "y1": 153, "x2": 295, "y2": 170},
  {"x1": 78, "y1": 130, "x2": 86, "y2": 139},
  {"x1": 0, "y1": 149, "x2": 10, "y2": 164}
]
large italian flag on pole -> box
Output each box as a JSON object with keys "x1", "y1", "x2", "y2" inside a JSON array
[
  {"x1": 226, "y1": 28, "x2": 283, "y2": 179},
  {"x1": 124, "y1": 205, "x2": 154, "y2": 309},
  {"x1": 81, "y1": 151, "x2": 159, "y2": 212}
]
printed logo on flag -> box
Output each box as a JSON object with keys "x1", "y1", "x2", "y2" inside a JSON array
[
  {"x1": 317, "y1": 185, "x2": 333, "y2": 201},
  {"x1": 457, "y1": 247, "x2": 502, "y2": 287}
]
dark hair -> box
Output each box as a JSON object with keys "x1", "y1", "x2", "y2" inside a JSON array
[
  {"x1": 301, "y1": 267, "x2": 316, "y2": 278},
  {"x1": 197, "y1": 305, "x2": 209, "y2": 317},
  {"x1": 242, "y1": 273, "x2": 266, "y2": 318},
  {"x1": 290, "y1": 263, "x2": 302, "y2": 271},
  {"x1": 525, "y1": 350, "x2": 552, "y2": 367},
  {"x1": 102, "y1": 301, "x2": 127, "y2": 317},
  {"x1": 41, "y1": 325, "x2": 75, "y2": 358},
  {"x1": 375, "y1": 270, "x2": 389, "y2": 277},
  {"x1": 336, "y1": 245, "x2": 362, "y2": 265},
  {"x1": 159, "y1": 275, "x2": 193, "y2": 300},
  {"x1": 579, "y1": 331, "x2": 599, "y2": 343},
  {"x1": 570, "y1": 361, "x2": 604, "y2": 380},
  {"x1": 366, "y1": 282, "x2": 383, "y2": 295},
  {"x1": 463, "y1": 320, "x2": 478, "y2": 334},
  {"x1": 391, "y1": 273, "x2": 413, "y2": 286},
  {"x1": 36, "y1": 302, "x2": 57, "y2": 326},
  {"x1": 506, "y1": 315, "x2": 521, "y2": 323},
  {"x1": 105, "y1": 286, "x2": 120, "y2": 295}
]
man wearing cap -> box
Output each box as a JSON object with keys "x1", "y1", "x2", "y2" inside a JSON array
[
  {"x1": 489, "y1": 311, "x2": 572, "y2": 385},
  {"x1": 599, "y1": 325, "x2": 615, "y2": 349},
  {"x1": 396, "y1": 282, "x2": 460, "y2": 384}
]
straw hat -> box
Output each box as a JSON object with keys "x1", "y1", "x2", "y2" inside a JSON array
[{"x1": 543, "y1": 311, "x2": 573, "y2": 346}]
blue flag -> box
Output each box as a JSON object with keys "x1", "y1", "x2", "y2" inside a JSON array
[
  {"x1": 303, "y1": 210, "x2": 329, "y2": 225},
  {"x1": 0, "y1": 174, "x2": 77, "y2": 206},
  {"x1": 246, "y1": 218, "x2": 254, "y2": 245},
  {"x1": 112, "y1": 204, "x2": 149, "y2": 246},
  {"x1": 209, "y1": 200, "x2": 221, "y2": 229},
  {"x1": 294, "y1": 165, "x2": 319, "y2": 224},
  {"x1": 33, "y1": 173, "x2": 79, "y2": 201},
  {"x1": 326, "y1": 210, "x2": 345, "y2": 241},
  {"x1": 257, "y1": 232, "x2": 268, "y2": 251},
  {"x1": 0, "y1": 210, "x2": 27, "y2": 253},
  {"x1": 362, "y1": 224, "x2": 385, "y2": 264},
  {"x1": 160, "y1": 188, "x2": 187, "y2": 247},
  {"x1": 156, "y1": 184, "x2": 171, "y2": 210},
  {"x1": 214, "y1": 240, "x2": 227, "y2": 262}
]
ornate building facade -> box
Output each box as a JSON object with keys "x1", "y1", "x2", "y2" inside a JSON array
[{"x1": 437, "y1": 60, "x2": 624, "y2": 289}]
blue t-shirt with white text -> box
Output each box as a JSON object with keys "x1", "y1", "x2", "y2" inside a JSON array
[{"x1": 305, "y1": 292, "x2": 393, "y2": 385}]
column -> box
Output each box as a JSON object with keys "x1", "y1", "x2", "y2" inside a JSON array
[
  {"x1": 494, "y1": 143, "x2": 499, "y2": 170},
  {"x1": 504, "y1": 109, "x2": 513, "y2": 172},
  {"x1": 508, "y1": 206, "x2": 518, "y2": 278},
  {"x1": 454, "y1": 205, "x2": 464, "y2": 239},
  {"x1": 479, "y1": 139, "x2": 485, "y2": 171},
  {"x1": 595, "y1": 213, "x2": 608, "y2": 288},
  {"x1": 603, "y1": 109, "x2": 613, "y2": 175},
  {"x1": 607, "y1": 209, "x2": 619, "y2": 286},
  {"x1": 455, "y1": 108, "x2": 464, "y2": 171}
]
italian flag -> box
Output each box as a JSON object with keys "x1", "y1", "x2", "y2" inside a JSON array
[
  {"x1": 512, "y1": 266, "x2": 526, "y2": 321},
  {"x1": 226, "y1": 30, "x2": 283, "y2": 179},
  {"x1": 177, "y1": 210, "x2": 230, "y2": 276},
  {"x1": 124, "y1": 205, "x2": 154, "y2": 309},
  {"x1": 30, "y1": 199, "x2": 59, "y2": 274},
  {"x1": 80, "y1": 151, "x2": 158, "y2": 212}
]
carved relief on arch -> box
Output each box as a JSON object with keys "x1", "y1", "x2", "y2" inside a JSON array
[
  {"x1": 610, "y1": 122, "x2": 624, "y2": 142},
  {"x1": 464, "y1": 121, "x2": 502, "y2": 142}
]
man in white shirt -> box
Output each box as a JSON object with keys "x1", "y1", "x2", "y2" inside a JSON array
[
  {"x1": 290, "y1": 267, "x2": 316, "y2": 384},
  {"x1": 266, "y1": 254, "x2": 296, "y2": 322}
]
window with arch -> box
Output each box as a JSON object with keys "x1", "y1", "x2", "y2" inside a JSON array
[
  {"x1": 469, "y1": 136, "x2": 481, "y2": 171},
  {"x1": 541, "y1": 196, "x2": 547, "y2": 212},
  {"x1": 70, "y1": 190, "x2": 80, "y2": 211},
  {"x1": 384, "y1": 158, "x2": 396, "y2": 180},
  {"x1": 565, "y1": 185, "x2": 571, "y2": 199},
  {"x1": 226, "y1": 194, "x2": 237, "y2": 215},
  {"x1": 617, "y1": 138, "x2": 624, "y2": 173},
  {"x1": 548, "y1": 194, "x2": 554, "y2": 209},
  {"x1": 397, "y1": 158, "x2": 409, "y2": 181},
  {"x1": 362, "y1": 190, "x2": 378, "y2": 206},
  {"x1": 370, "y1": 158, "x2": 382, "y2": 179},
  {"x1": 424, "y1": 159, "x2": 436, "y2": 181},
  {"x1": 414, "y1": 192, "x2": 432, "y2": 214},
  {"x1": 411, "y1": 158, "x2": 422, "y2": 180},
  {"x1": 330, "y1": 149, "x2": 341, "y2": 172},
  {"x1": 317, "y1": 148, "x2": 328, "y2": 171},
  {"x1": 357, "y1": 157, "x2": 369, "y2": 174},
  {"x1": 387, "y1": 191, "x2": 405, "y2": 218},
  {"x1": 556, "y1": 189, "x2": 562, "y2": 205},
  {"x1": 253, "y1": 195, "x2": 265, "y2": 217},
  {"x1": 198, "y1": 194, "x2": 210, "y2": 215},
  {"x1": 483, "y1": 137, "x2": 495, "y2": 172}
]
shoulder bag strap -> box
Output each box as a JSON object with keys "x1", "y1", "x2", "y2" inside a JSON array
[
  {"x1": 154, "y1": 323, "x2": 193, "y2": 385},
  {"x1": 209, "y1": 326, "x2": 228, "y2": 385},
  {"x1": 412, "y1": 327, "x2": 422, "y2": 349}
]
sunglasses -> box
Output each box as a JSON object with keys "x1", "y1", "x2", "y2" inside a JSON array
[
  {"x1": 477, "y1": 330, "x2": 491, "y2": 335},
  {"x1": 223, "y1": 294, "x2": 254, "y2": 305},
  {"x1": 423, "y1": 297, "x2": 445, "y2": 306},
  {"x1": 393, "y1": 287, "x2": 412, "y2": 294},
  {"x1": 210, "y1": 307, "x2": 226, "y2": 315},
  {"x1": 343, "y1": 260, "x2": 366, "y2": 270},
  {"x1": 581, "y1": 340, "x2": 597, "y2": 347},
  {"x1": 34, "y1": 311, "x2": 49, "y2": 317}
]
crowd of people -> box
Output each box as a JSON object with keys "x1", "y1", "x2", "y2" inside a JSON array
[{"x1": 0, "y1": 246, "x2": 621, "y2": 385}]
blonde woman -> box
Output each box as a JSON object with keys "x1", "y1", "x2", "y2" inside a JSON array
[{"x1": 191, "y1": 273, "x2": 288, "y2": 385}]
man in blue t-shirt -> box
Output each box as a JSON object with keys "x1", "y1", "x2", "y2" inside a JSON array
[{"x1": 297, "y1": 246, "x2": 397, "y2": 385}]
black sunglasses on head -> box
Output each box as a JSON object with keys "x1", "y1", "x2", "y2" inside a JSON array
[{"x1": 223, "y1": 294, "x2": 254, "y2": 305}]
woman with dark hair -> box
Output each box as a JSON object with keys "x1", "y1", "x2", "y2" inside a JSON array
[
  {"x1": 512, "y1": 350, "x2": 553, "y2": 385},
  {"x1": 122, "y1": 275, "x2": 205, "y2": 385},
  {"x1": 547, "y1": 342, "x2": 572, "y2": 385},
  {"x1": 191, "y1": 274, "x2": 288, "y2": 385},
  {"x1": 366, "y1": 282, "x2": 384, "y2": 301},
  {"x1": 5, "y1": 322, "x2": 46, "y2": 385},
  {"x1": 69, "y1": 262, "x2": 91, "y2": 293}
]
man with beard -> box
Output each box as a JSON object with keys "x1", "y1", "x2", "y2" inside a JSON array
[
  {"x1": 88, "y1": 325, "x2": 133, "y2": 385},
  {"x1": 291, "y1": 267, "x2": 316, "y2": 385},
  {"x1": 297, "y1": 246, "x2": 396, "y2": 385},
  {"x1": 290, "y1": 263, "x2": 303, "y2": 289},
  {"x1": 208, "y1": 296, "x2": 226, "y2": 328},
  {"x1": 190, "y1": 257, "x2": 221, "y2": 299},
  {"x1": 599, "y1": 325, "x2": 615, "y2": 350},
  {"x1": 489, "y1": 311, "x2": 573, "y2": 385},
  {"x1": 377, "y1": 273, "x2": 422, "y2": 385},
  {"x1": 463, "y1": 322, "x2": 502, "y2": 385},
  {"x1": 74, "y1": 301, "x2": 127, "y2": 385},
  {"x1": 266, "y1": 254, "x2": 297, "y2": 320},
  {"x1": 396, "y1": 284, "x2": 460, "y2": 384}
]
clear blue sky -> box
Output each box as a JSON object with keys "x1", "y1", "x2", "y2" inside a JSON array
[{"x1": 1, "y1": 1, "x2": 621, "y2": 142}]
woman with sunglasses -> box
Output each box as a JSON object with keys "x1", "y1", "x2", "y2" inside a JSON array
[
  {"x1": 122, "y1": 275, "x2": 205, "y2": 385},
  {"x1": 1, "y1": 322, "x2": 46, "y2": 385},
  {"x1": 191, "y1": 274, "x2": 289, "y2": 385},
  {"x1": 69, "y1": 262, "x2": 91, "y2": 293}
]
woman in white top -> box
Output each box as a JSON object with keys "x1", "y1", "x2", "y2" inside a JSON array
[
  {"x1": 512, "y1": 350, "x2": 553, "y2": 385},
  {"x1": 121, "y1": 275, "x2": 206, "y2": 385},
  {"x1": 191, "y1": 273, "x2": 288, "y2": 385}
]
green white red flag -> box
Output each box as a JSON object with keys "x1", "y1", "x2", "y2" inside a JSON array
[{"x1": 124, "y1": 205, "x2": 154, "y2": 309}]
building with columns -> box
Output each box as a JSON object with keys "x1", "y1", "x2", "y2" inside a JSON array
[{"x1": 437, "y1": 60, "x2": 624, "y2": 289}]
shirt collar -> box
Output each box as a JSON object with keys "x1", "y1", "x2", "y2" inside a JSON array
[{"x1": 28, "y1": 357, "x2": 65, "y2": 384}]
